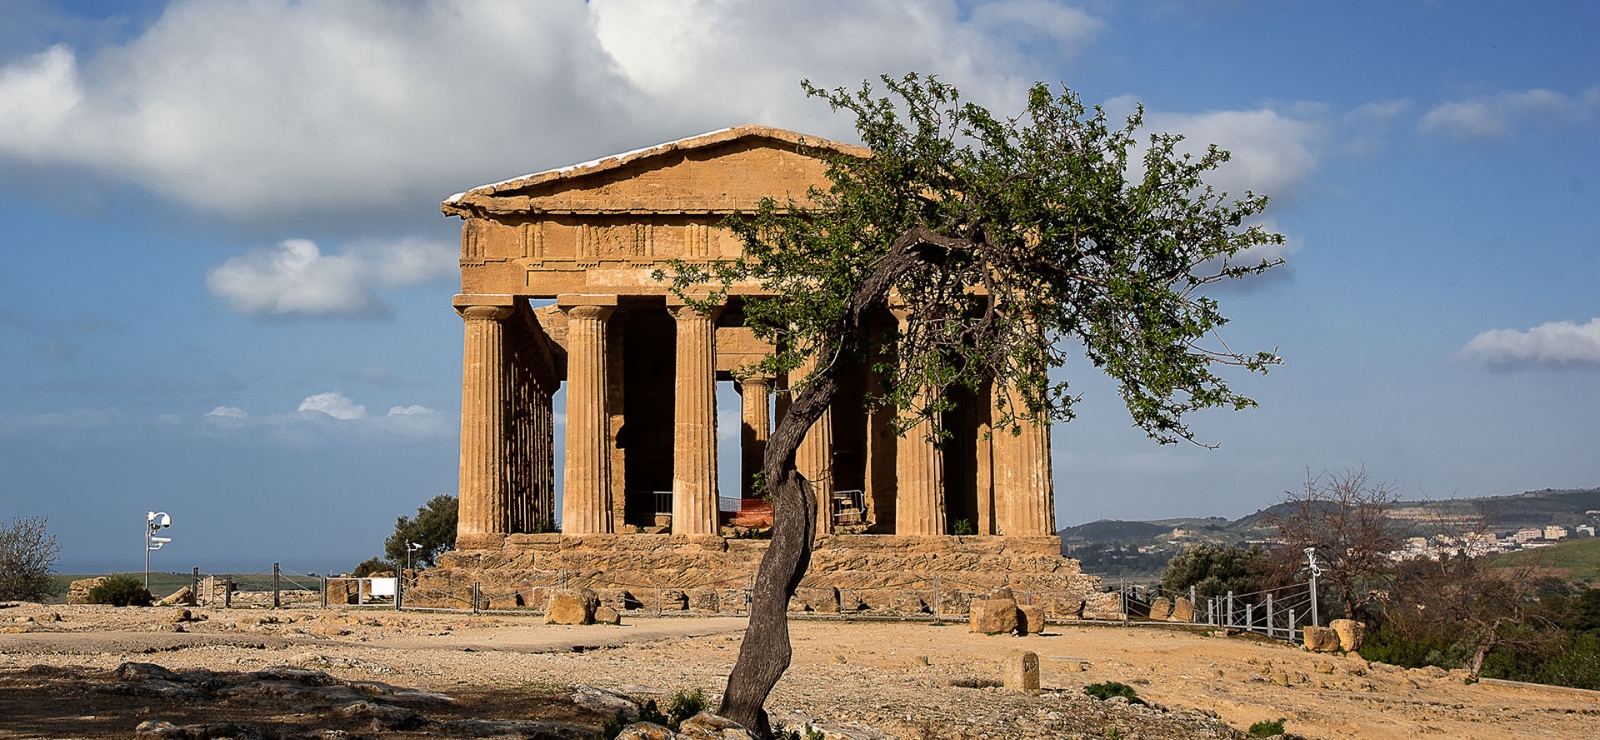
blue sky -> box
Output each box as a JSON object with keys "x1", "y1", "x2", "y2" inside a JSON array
[{"x1": 1, "y1": 1, "x2": 1596, "y2": 573}]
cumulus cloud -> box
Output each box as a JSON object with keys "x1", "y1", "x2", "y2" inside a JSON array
[
  {"x1": 205, "y1": 237, "x2": 453, "y2": 318},
  {"x1": 297, "y1": 391, "x2": 366, "y2": 420},
  {"x1": 386, "y1": 405, "x2": 431, "y2": 417},
  {"x1": 0, "y1": 0, "x2": 1107, "y2": 222},
  {"x1": 206, "y1": 406, "x2": 247, "y2": 418},
  {"x1": 1420, "y1": 86, "x2": 1600, "y2": 141},
  {"x1": 1463, "y1": 318, "x2": 1600, "y2": 368}
]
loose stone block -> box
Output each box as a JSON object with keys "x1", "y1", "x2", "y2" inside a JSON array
[
  {"x1": 1147, "y1": 596, "x2": 1173, "y2": 621},
  {"x1": 893, "y1": 591, "x2": 928, "y2": 615},
  {"x1": 1169, "y1": 597, "x2": 1196, "y2": 623},
  {"x1": 794, "y1": 586, "x2": 839, "y2": 614},
  {"x1": 1082, "y1": 592, "x2": 1124, "y2": 621},
  {"x1": 1331, "y1": 618, "x2": 1366, "y2": 652},
  {"x1": 677, "y1": 712, "x2": 754, "y2": 740},
  {"x1": 1016, "y1": 603, "x2": 1046, "y2": 635},
  {"x1": 1001, "y1": 650, "x2": 1041, "y2": 692},
  {"x1": 594, "y1": 605, "x2": 621, "y2": 625},
  {"x1": 687, "y1": 589, "x2": 719, "y2": 613},
  {"x1": 545, "y1": 588, "x2": 598, "y2": 625},
  {"x1": 595, "y1": 588, "x2": 632, "y2": 611},
  {"x1": 970, "y1": 598, "x2": 1020, "y2": 634},
  {"x1": 657, "y1": 590, "x2": 688, "y2": 611},
  {"x1": 1302, "y1": 625, "x2": 1340, "y2": 653}
]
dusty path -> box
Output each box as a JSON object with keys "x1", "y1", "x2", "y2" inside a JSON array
[{"x1": 1, "y1": 603, "x2": 1595, "y2": 739}]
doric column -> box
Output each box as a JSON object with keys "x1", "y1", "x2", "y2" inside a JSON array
[
  {"x1": 559, "y1": 298, "x2": 617, "y2": 534},
  {"x1": 892, "y1": 307, "x2": 946, "y2": 535},
  {"x1": 992, "y1": 379, "x2": 1055, "y2": 536},
  {"x1": 669, "y1": 301, "x2": 722, "y2": 535},
  {"x1": 739, "y1": 374, "x2": 774, "y2": 497},
  {"x1": 793, "y1": 355, "x2": 834, "y2": 536},
  {"x1": 456, "y1": 303, "x2": 516, "y2": 545}
]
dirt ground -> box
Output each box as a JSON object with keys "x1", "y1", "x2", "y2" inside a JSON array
[{"x1": 1, "y1": 602, "x2": 1595, "y2": 739}]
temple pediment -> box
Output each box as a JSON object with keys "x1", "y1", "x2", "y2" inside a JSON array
[
  {"x1": 443, "y1": 125, "x2": 866, "y2": 297},
  {"x1": 442, "y1": 125, "x2": 866, "y2": 217}
]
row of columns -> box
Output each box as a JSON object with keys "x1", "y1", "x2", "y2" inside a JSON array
[{"x1": 456, "y1": 294, "x2": 1055, "y2": 543}]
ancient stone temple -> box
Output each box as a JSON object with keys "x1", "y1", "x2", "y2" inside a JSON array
[{"x1": 416, "y1": 126, "x2": 1100, "y2": 617}]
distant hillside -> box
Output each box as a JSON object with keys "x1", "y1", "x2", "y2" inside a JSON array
[
  {"x1": 1061, "y1": 484, "x2": 1600, "y2": 580},
  {"x1": 1486, "y1": 538, "x2": 1600, "y2": 587}
]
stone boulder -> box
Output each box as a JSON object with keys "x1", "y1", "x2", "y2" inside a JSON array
[
  {"x1": 969, "y1": 599, "x2": 1020, "y2": 634},
  {"x1": 67, "y1": 577, "x2": 106, "y2": 605},
  {"x1": 1147, "y1": 596, "x2": 1173, "y2": 621},
  {"x1": 1016, "y1": 603, "x2": 1046, "y2": 635},
  {"x1": 794, "y1": 586, "x2": 839, "y2": 614},
  {"x1": 1302, "y1": 625, "x2": 1340, "y2": 653},
  {"x1": 657, "y1": 590, "x2": 688, "y2": 611},
  {"x1": 594, "y1": 606, "x2": 622, "y2": 625},
  {"x1": 1001, "y1": 650, "x2": 1040, "y2": 692},
  {"x1": 616, "y1": 723, "x2": 676, "y2": 740},
  {"x1": 545, "y1": 588, "x2": 599, "y2": 625},
  {"x1": 1169, "y1": 597, "x2": 1196, "y2": 623},
  {"x1": 677, "y1": 712, "x2": 755, "y2": 740},
  {"x1": 155, "y1": 586, "x2": 194, "y2": 607},
  {"x1": 1331, "y1": 619, "x2": 1366, "y2": 652},
  {"x1": 688, "y1": 589, "x2": 719, "y2": 613},
  {"x1": 1082, "y1": 592, "x2": 1124, "y2": 621}
]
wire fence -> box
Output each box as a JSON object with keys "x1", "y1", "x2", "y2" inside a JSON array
[{"x1": 146, "y1": 562, "x2": 1316, "y2": 644}]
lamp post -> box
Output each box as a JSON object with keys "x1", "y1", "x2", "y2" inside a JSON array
[
  {"x1": 1304, "y1": 547, "x2": 1322, "y2": 628},
  {"x1": 145, "y1": 511, "x2": 172, "y2": 589}
]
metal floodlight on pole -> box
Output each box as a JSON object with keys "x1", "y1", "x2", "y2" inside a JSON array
[
  {"x1": 145, "y1": 510, "x2": 173, "y2": 590},
  {"x1": 406, "y1": 541, "x2": 423, "y2": 571},
  {"x1": 1304, "y1": 546, "x2": 1322, "y2": 628}
]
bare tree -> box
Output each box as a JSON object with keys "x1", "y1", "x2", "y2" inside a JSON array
[
  {"x1": 1263, "y1": 467, "x2": 1406, "y2": 618},
  {"x1": 0, "y1": 516, "x2": 61, "y2": 602}
]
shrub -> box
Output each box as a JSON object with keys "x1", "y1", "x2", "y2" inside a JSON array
[
  {"x1": 665, "y1": 688, "x2": 706, "y2": 729},
  {"x1": 0, "y1": 516, "x2": 60, "y2": 602},
  {"x1": 86, "y1": 574, "x2": 153, "y2": 606},
  {"x1": 1247, "y1": 718, "x2": 1287, "y2": 737},
  {"x1": 951, "y1": 519, "x2": 975, "y2": 536},
  {"x1": 1083, "y1": 681, "x2": 1145, "y2": 705}
]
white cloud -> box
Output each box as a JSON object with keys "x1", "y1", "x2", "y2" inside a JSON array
[
  {"x1": 206, "y1": 406, "x2": 247, "y2": 418},
  {"x1": 205, "y1": 237, "x2": 453, "y2": 318},
  {"x1": 0, "y1": 0, "x2": 1108, "y2": 221},
  {"x1": 1463, "y1": 318, "x2": 1600, "y2": 368},
  {"x1": 1420, "y1": 86, "x2": 1600, "y2": 141},
  {"x1": 1144, "y1": 105, "x2": 1322, "y2": 200},
  {"x1": 297, "y1": 391, "x2": 366, "y2": 420},
  {"x1": 386, "y1": 405, "x2": 431, "y2": 417}
]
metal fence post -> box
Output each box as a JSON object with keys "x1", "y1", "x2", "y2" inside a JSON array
[
  {"x1": 223, "y1": 579, "x2": 233, "y2": 609},
  {"x1": 272, "y1": 562, "x2": 281, "y2": 609},
  {"x1": 1226, "y1": 591, "x2": 1234, "y2": 627},
  {"x1": 320, "y1": 576, "x2": 328, "y2": 609},
  {"x1": 1245, "y1": 603, "x2": 1253, "y2": 633},
  {"x1": 472, "y1": 582, "x2": 481, "y2": 614},
  {"x1": 1289, "y1": 608, "x2": 1297, "y2": 643},
  {"x1": 191, "y1": 567, "x2": 200, "y2": 607},
  {"x1": 395, "y1": 572, "x2": 404, "y2": 611},
  {"x1": 1266, "y1": 593, "x2": 1275, "y2": 638}
]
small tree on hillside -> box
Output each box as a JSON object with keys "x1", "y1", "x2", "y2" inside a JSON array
[
  {"x1": 661, "y1": 74, "x2": 1284, "y2": 736},
  {"x1": 383, "y1": 494, "x2": 458, "y2": 569},
  {"x1": 1263, "y1": 467, "x2": 1406, "y2": 619},
  {"x1": 0, "y1": 516, "x2": 60, "y2": 602},
  {"x1": 1161, "y1": 543, "x2": 1268, "y2": 601}
]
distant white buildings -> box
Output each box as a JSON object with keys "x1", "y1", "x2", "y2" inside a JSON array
[{"x1": 1545, "y1": 525, "x2": 1569, "y2": 540}]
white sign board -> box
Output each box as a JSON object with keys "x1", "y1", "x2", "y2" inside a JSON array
[{"x1": 369, "y1": 577, "x2": 397, "y2": 597}]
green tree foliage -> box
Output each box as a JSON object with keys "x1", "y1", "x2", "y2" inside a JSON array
[
  {"x1": 661, "y1": 73, "x2": 1282, "y2": 737},
  {"x1": 1160, "y1": 543, "x2": 1267, "y2": 600},
  {"x1": 86, "y1": 574, "x2": 153, "y2": 606},
  {"x1": 352, "y1": 557, "x2": 392, "y2": 578},
  {"x1": 0, "y1": 516, "x2": 60, "y2": 602},
  {"x1": 383, "y1": 494, "x2": 458, "y2": 569}
]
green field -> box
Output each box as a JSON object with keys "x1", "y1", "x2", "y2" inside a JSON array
[{"x1": 1487, "y1": 538, "x2": 1600, "y2": 586}]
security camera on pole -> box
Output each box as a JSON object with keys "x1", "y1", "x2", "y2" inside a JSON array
[
  {"x1": 405, "y1": 541, "x2": 423, "y2": 572},
  {"x1": 145, "y1": 510, "x2": 172, "y2": 589}
]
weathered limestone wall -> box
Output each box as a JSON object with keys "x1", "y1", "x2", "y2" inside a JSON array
[{"x1": 413, "y1": 535, "x2": 1099, "y2": 619}]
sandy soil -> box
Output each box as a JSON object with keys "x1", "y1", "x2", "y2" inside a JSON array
[{"x1": 1, "y1": 602, "x2": 1595, "y2": 739}]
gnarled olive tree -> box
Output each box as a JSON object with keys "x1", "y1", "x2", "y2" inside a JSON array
[{"x1": 661, "y1": 74, "x2": 1283, "y2": 737}]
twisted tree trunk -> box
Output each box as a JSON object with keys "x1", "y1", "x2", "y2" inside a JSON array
[{"x1": 716, "y1": 237, "x2": 934, "y2": 737}]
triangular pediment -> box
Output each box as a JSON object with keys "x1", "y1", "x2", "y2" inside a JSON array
[{"x1": 442, "y1": 125, "x2": 866, "y2": 217}]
